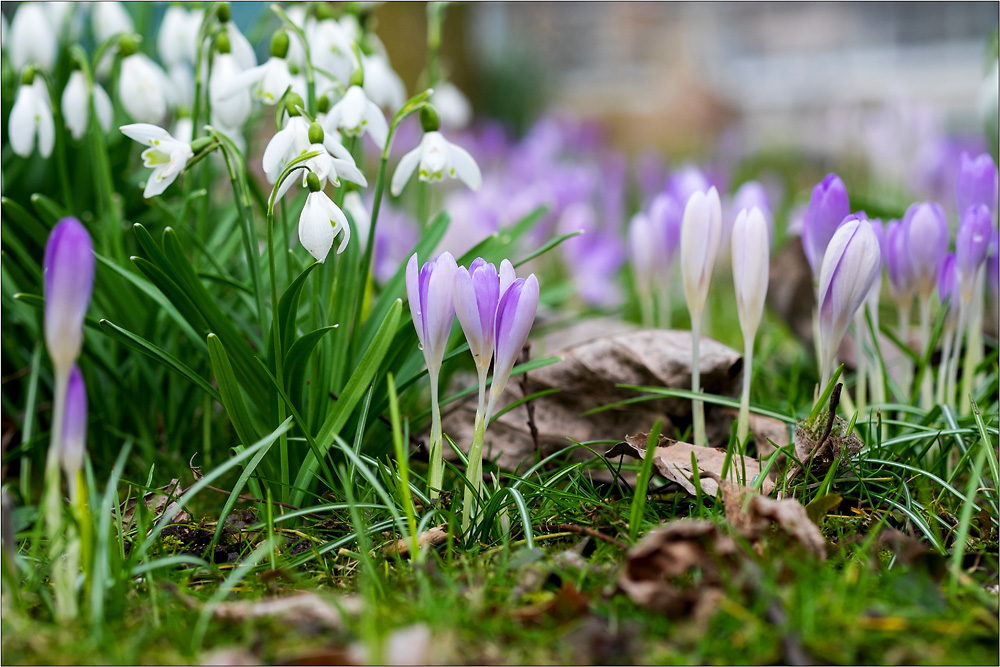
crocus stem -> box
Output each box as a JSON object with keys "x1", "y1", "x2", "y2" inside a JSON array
[
  {"x1": 638, "y1": 287, "x2": 653, "y2": 328},
  {"x1": 959, "y1": 269, "x2": 985, "y2": 414},
  {"x1": 937, "y1": 328, "x2": 953, "y2": 407},
  {"x1": 43, "y1": 368, "x2": 70, "y2": 547},
  {"x1": 461, "y1": 371, "x2": 488, "y2": 533},
  {"x1": 897, "y1": 302, "x2": 912, "y2": 400},
  {"x1": 736, "y1": 336, "x2": 754, "y2": 449},
  {"x1": 854, "y1": 311, "x2": 867, "y2": 418},
  {"x1": 691, "y1": 317, "x2": 707, "y2": 447},
  {"x1": 428, "y1": 369, "x2": 443, "y2": 499},
  {"x1": 918, "y1": 295, "x2": 933, "y2": 409},
  {"x1": 947, "y1": 298, "x2": 970, "y2": 409}
]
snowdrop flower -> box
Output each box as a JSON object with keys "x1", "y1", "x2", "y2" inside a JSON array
[
  {"x1": 802, "y1": 173, "x2": 850, "y2": 278},
  {"x1": 731, "y1": 207, "x2": 770, "y2": 444},
  {"x1": 167, "y1": 64, "x2": 195, "y2": 112},
  {"x1": 61, "y1": 366, "x2": 88, "y2": 495},
  {"x1": 391, "y1": 129, "x2": 482, "y2": 196},
  {"x1": 434, "y1": 81, "x2": 473, "y2": 130},
  {"x1": 220, "y1": 30, "x2": 297, "y2": 106},
  {"x1": 9, "y1": 3, "x2": 58, "y2": 72},
  {"x1": 209, "y1": 33, "x2": 252, "y2": 129},
  {"x1": 120, "y1": 123, "x2": 194, "y2": 198},
  {"x1": 309, "y1": 16, "x2": 356, "y2": 85},
  {"x1": 298, "y1": 173, "x2": 352, "y2": 262},
  {"x1": 323, "y1": 84, "x2": 388, "y2": 149},
  {"x1": 406, "y1": 252, "x2": 459, "y2": 498},
  {"x1": 91, "y1": 1, "x2": 133, "y2": 45},
  {"x1": 680, "y1": 187, "x2": 722, "y2": 447},
  {"x1": 362, "y1": 51, "x2": 406, "y2": 111},
  {"x1": 9, "y1": 75, "x2": 55, "y2": 159},
  {"x1": 61, "y1": 70, "x2": 113, "y2": 141},
  {"x1": 158, "y1": 6, "x2": 202, "y2": 68},
  {"x1": 955, "y1": 152, "x2": 999, "y2": 216},
  {"x1": 119, "y1": 48, "x2": 171, "y2": 124},
  {"x1": 817, "y1": 218, "x2": 881, "y2": 389},
  {"x1": 264, "y1": 118, "x2": 367, "y2": 200},
  {"x1": 44, "y1": 218, "x2": 95, "y2": 376}
]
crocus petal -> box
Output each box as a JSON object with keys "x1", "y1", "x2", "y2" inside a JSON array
[
  {"x1": 405, "y1": 254, "x2": 426, "y2": 350},
  {"x1": 680, "y1": 188, "x2": 721, "y2": 319},
  {"x1": 955, "y1": 203, "x2": 993, "y2": 280},
  {"x1": 454, "y1": 266, "x2": 486, "y2": 363},
  {"x1": 903, "y1": 202, "x2": 949, "y2": 296},
  {"x1": 731, "y1": 207, "x2": 770, "y2": 339},
  {"x1": 391, "y1": 146, "x2": 422, "y2": 196},
  {"x1": 61, "y1": 365, "x2": 88, "y2": 480},
  {"x1": 44, "y1": 218, "x2": 95, "y2": 372},
  {"x1": 423, "y1": 253, "x2": 458, "y2": 369},
  {"x1": 447, "y1": 142, "x2": 482, "y2": 191},
  {"x1": 492, "y1": 274, "x2": 540, "y2": 397},
  {"x1": 499, "y1": 259, "x2": 516, "y2": 297}
]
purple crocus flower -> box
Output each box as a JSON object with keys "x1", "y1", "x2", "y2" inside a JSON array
[
  {"x1": 902, "y1": 202, "x2": 949, "y2": 298},
  {"x1": 486, "y1": 274, "x2": 540, "y2": 420},
  {"x1": 649, "y1": 192, "x2": 683, "y2": 268},
  {"x1": 955, "y1": 152, "x2": 999, "y2": 216},
  {"x1": 406, "y1": 252, "x2": 458, "y2": 377},
  {"x1": 61, "y1": 365, "x2": 87, "y2": 488},
  {"x1": 44, "y1": 217, "x2": 95, "y2": 374},
  {"x1": 884, "y1": 220, "x2": 914, "y2": 304},
  {"x1": 955, "y1": 203, "x2": 993, "y2": 280},
  {"x1": 667, "y1": 165, "x2": 710, "y2": 206},
  {"x1": 989, "y1": 231, "x2": 999, "y2": 297},
  {"x1": 454, "y1": 258, "x2": 516, "y2": 372},
  {"x1": 802, "y1": 173, "x2": 850, "y2": 277},
  {"x1": 636, "y1": 149, "x2": 667, "y2": 204},
  {"x1": 817, "y1": 218, "x2": 881, "y2": 388},
  {"x1": 937, "y1": 254, "x2": 959, "y2": 312}
]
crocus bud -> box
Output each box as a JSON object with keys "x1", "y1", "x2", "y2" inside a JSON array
[
  {"x1": 648, "y1": 192, "x2": 683, "y2": 273},
  {"x1": 44, "y1": 218, "x2": 95, "y2": 374},
  {"x1": 955, "y1": 203, "x2": 992, "y2": 281},
  {"x1": 667, "y1": 165, "x2": 710, "y2": 206},
  {"x1": 903, "y1": 202, "x2": 949, "y2": 298},
  {"x1": 680, "y1": 187, "x2": 723, "y2": 319},
  {"x1": 955, "y1": 152, "x2": 998, "y2": 216},
  {"x1": 489, "y1": 274, "x2": 540, "y2": 413},
  {"x1": 406, "y1": 252, "x2": 458, "y2": 377},
  {"x1": 884, "y1": 220, "x2": 914, "y2": 304},
  {"x1": 989, "y1": 231, "x2": 999, "y2": 297},
  {"x1": 817, "y1": 219, "x2": 881, "y2": 387},
  {"x1": 731, "y1": 207, "x2": 770, "y2": 339},
  {"x1": 628, "y1": 212, "x2": 657, "y2": 291},
  {"x1": 732, "y1": 181, "x2": 774, "y2": 243},
  {"x1": 454, "y1": 258, "x2": 500, "y2": 371},
  {"x1": 61, "y1": 365, "x2": 88, "y2": 482},
  {"x1": 802, "y1": 173, "x2": 850, "y2": 276},
  {"x1": 937, "y1": 254, "x2": 959, "y2": 315}
]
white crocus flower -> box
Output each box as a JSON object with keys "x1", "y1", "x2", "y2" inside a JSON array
[
  {"x1": 9, "y1": 78, "x2": 55, "y2": 158},
  {"x1": 390, "y1": 131, "x2": 482, "y2": 196},
  {"x1": 120, "y1": 123, "x2": 194, "y2": 198},
  {"x1": 299, "y1": 188, "x2": 351, "y2": 262},
  {"x1": 362, "y1": 52, "x2": 406, "y2": 111},
  {"x1": 434, "y1": 81, "x2": 473, "y2": 130},
  {"x1": 119, "y1": 52, "x2": 171, "y2": 123},
  {"x1": 323, "y1": 85, "x2": 388, "y2": 149},
  {"x1": 10, "y1": 3, "x2": 58, "y2": 72},
  {"x1": 61, "y1": 71, "x2": 113, "y2": 140},
  {"x1": 158, "y1": 6, "x2": 201, "y2": 68}
]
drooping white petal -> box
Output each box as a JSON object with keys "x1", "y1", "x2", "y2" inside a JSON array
[
  {"x1": 362, "y1": 52, "x2": 406, "y2": 111},
  {"x1": 91, "y1": 1, "x2": 133, "y2": 44},
  {"x1": 9, "y1": 85, "x2": 39, "y2": 157},
  {"x1": 119, "y1": 54, "x2": 169, "y2": 123},
  {"x1": 391, "y1": 146, "x2": 423, "y2": 196},
  {"x1": 210, "y1": 53, "x2": 251, "y2": 128},
  {"x1": 362, "y1": 100, "x2": 388, "y2": 148},
  {"x1": 120, "y1": 122, "x2": 174, "y2": 146},
  {"x1": 331, "y1": 158, "x2": 368, "y2": 188},
  {"x1": 62, "y1": 71, "x2": 90, "y2": 141},
  {"x1": 299, "y1": 192, "x2": 337, "y2": 262},
  {"x1": 10, "y1": 3, "x2": 58, "y2": 72},
  {"x1": 446, "y1": 142, "x2": 482, "y2": 191}
]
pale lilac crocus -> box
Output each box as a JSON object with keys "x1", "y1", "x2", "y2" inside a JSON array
[
  {"x1": 817, "y1": 218, "x2": 881, "y2": 390},
  {"x1": 648, "y1": 192, "x2": 683, "y2": 327},
  {"x1": 884, "y1": 219, "x2": 916, "y2": 398},
  {"x1": 406, "y1": 252, "x2": 458, "y2": 498},
  {"x1": 486, "y1": 274, "x2": 540, "y2": 424},
  {"x1": 731, "y1": 181, "x2": 774, "y2": 243},
  {"x1": 935, "y1": 254, "x2": 960, "y2": 405},
  {"x1": 955, "y1": 152, "x2": 998, "y2": 215},
  {"x1": 731, "y1": 207, "x2": 770, "y2": 445},
  {"x1": 802, "y1": 173, "x2": 850, "y2": 278},
  {"x1": 61, "y1": 366, "x2": 87, "y2": 500},
  {"x1": 680, "y1": 187, "x2": 722, "y2": 447}
]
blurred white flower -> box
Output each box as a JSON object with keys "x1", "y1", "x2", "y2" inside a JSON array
[
  {"x1": 119, "y1": 52, "x2": 171, "y2": 123},
  {"x1": 167, "y1": 64, "x2": 195, "y2": 111},
  {"x1": 391, "y1": 131, "x2": 482, "y2": 196},
  {"x1": 120, "y1": 123, "x2": 194, "y2": 198},
  {"x1": 362, "y1": 52, "x2": 406, "y2": 111},
  {"x1": 9, "y1": 3, "x2": 58, "y2": 72},
  {"x1": 222, "y1": 56, "x2": 297, "y2": 106},
  {"x1": 9, "y1": 78, "x2": 55, "y2": 158},
  {"x1": 210, "y1": 52, "x2": 252, "y2": 128},
  {"x1": 91, "y1": 1, "x2": 134, "y2": 44},
  {"x1": 61, "y1": 70, "x2": 113, "y2": 140},
  {"x1": 158, "y1": 6, "x2": 202, "y2": 67},
  {"x1": 435, "y1": 81, "x2": 473, "y2": 130}
]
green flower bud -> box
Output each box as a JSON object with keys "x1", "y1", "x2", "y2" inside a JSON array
[
  {"x1": 313, "y1": 3, "x2": 335, "y2": 21},
  {"x1": 20, "y1": 67, "x2": 36, "y2": 86},
  {"x1": 420, "y1": 105, "x2": 440, "y2": 133},
  {"x1": 308, "y1": 122, "x2": 325, "y2": 145},
  {"x1": 217, "y1": 3, "x2": 231, "y2": 23},
  {"x1": 306, "y1": 172, "x2": 322, "y2": 193},
  {"x1": 118, "y1": 36, "x2": 138, "y2": 57},
  {"x1": 190, "y1": 136, "x2": 214, "y2": 152},
  {"x1": 349, "y1": 67, "x2": 364, "y2": 88},
  {"x1": 270, "y1": 30, "x2": 290, "y2": 59},
  {"x1": 216, "y1": 30, "x2": 231, "y2": 55},
  {"x1": 317, "y1": 95, "x2": 331, "y2": 114},
  {"x1": 285, "y1": 92, "x2": 305, "y2": 117}
]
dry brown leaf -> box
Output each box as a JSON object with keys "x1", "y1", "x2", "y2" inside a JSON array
[
  {"x1": 605, "y1": 433, "x2": 775, "y2": 496},
  {"x1": 722, "y1": 484, "x2": 827, "y2": 559},
  {"x1": 384, "y1": 524, "x2": 449, "y2": 559},
  {"x1": 511, "y1": 582, "x2": 591, "y2": 625},
  {"x1": 212, "y1": 592, "x2": 360, "y2": 630},
  {"x1": 442, "y1": 325, "x2": 742, "y2": 477},
  {"x1": 120, "y1": 478, "x2": 190, "y2": 525}
]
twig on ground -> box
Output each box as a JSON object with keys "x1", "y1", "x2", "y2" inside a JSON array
[{"x1": 542, "y1": 521, "x2": 628, "y2": 550}]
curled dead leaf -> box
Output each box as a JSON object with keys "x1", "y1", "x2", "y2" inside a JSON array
[
  {"x1": 605, "y1": 433, "x2": 775, "y2": 496},
  {"x1": 511, "y1": 582, "x2": 591, "y2": 625},
  {"x1": 722, "y1": 484, "x2": 827, "y2": 560}
]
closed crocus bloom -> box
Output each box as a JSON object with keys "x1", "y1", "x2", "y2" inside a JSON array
[
  {"x1": 802, "y1": 173, "x2": 850, "y2": 276},
  {"x1": 391, "y1": 131, "x2": 482, "y2": 196},
  {"x1": 454, "y1": 259, "x2": 501, "y2": 371},
  {"x1": 817, "y1": 219, "x2": 881, "y2": 388},
  {"x1": 60, "y1": 366, "x2": 88, "y2": 487},
  {"x1": 120, "y1": 123, "x2": 194, "y2": 198},
  {"x1": 680, "y1": 187, "x2": 723, "y2": 320},
  {"x1": 629, "y1": 212, "x2": 657, "y2": 289},
  {"x1": 732, "y1": 181, "x2": 774, "y2": 243},
  {"x1": 119, "y1": 51, "x2": 170, "y2": 124},
  {"x1": 955, "y1": 203, "x2": 993, "y2": 281},
  {"x1": 407, "y1": 252, "x2": 459, "y2": 375},
  {"x1": 649, "y1": 192, "x2": 683, "y2": 269},
  {"x1": 990, "y1": 231, "x2": 1000, "y2": 297},
  {"x1": 667, "y1": 165, "x2": 710, "y2": 206},
  {"x1": 9, "y1": 76, "x2": 55, "y2": 158},
  {"x1": 903, "y1": 202, "x2": 949, "y2": 298},
  {"x1": 9, "y1": 3, "x2": 57, "y2": 72},
  {"x1": 488, "y1": 274, "x2": 540, "y2": 418},
  {"x1": 62, "y1": 70, "x2": 113, "y2": 141},
  {"x1": 937, "y1": 254, "x2": 959, "y2": 315},
  {"x1": 955, "y1": 152, "x2": 998, "y2": 216},
  {"x1": 44, "y1": 218, "x2": 96, "y2": 374},
  {"x1": 884, "y1": 220, "x2": 914, "y2": 303},
  {"x1": 731, "y1": 207, "x2": 770, "y2": 339}
]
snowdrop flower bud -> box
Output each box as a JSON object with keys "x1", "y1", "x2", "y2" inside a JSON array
[
  {"x1": 9, "y1": 73, "x2": 55, "y2": 158},
  {"x1": 902, "y1": 202, "x2": 949, "y2": 299},
  {"x1": 406, "y1": 252, "x2": 459, "y2": 378},
  {"x1": 454, "y1": 259, "x2": 501, "y2": 371},
  {"x1": 61, "y1": 366, "x2": 88, "y2": 484},
  {"x1": 62, "y1": 70, "x2": 113, "y2": 141},
  {"x1": 120, "y1": 124, "x2": 194, "y2": 198},
  {"x1": 119, "y1": 45, "x2": 171, "y2": 124},
  {"x1": 680, "y1": 187, "x2": 723, "y2": 320},
  {"x1": 9, "y1": 3, "x2": 58, "y2": 72},
  {"x1": 488, "y1": 274, "x2": 540, "y2": 416},
  {"x1": 731, "y1": 207, "x2": 770, "y2": 340},
  {"x1": 955, "y1": 152, "x2": 998, "y2": 216},
  {"x1": 817, "y1": 218, "x2": 881, "y2": 388},
  {"x1": 802, "y1": 173, "x2": 850, "y2": 277},
  {"x1": 91, "y1": 1, "x2": 134, "y2": 45},
  {"x1": 323, "y1": 85, "x2": 388, "y2": 149},
  {"x1": 210, "y1": 33, "x2": 251, "y2": 128},
  {"x1": 955, "y1": 203, "x2": 993, "y2": 281},
  {"x1": 391, "y1": 130, "x2": 482, "y2": 196},
  {"x1": 298, "y1": 173, "x2": 351, "y2": 263},
  {"x1": 44, "y1": 218, "x2": 95, "y2": 375}
]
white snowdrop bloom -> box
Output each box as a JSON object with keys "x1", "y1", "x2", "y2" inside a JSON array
[
  {"x1": 9, "y1": 3, "x2": 58, "y2": 72},
  {"x1": 434, "y1": 81, "x2": 473, "y2": 130},
  {"x1": 362, "y1": 52, "x2": 406, "y2": 111},
  {"x1": 45, "y1": 2, "x2": 76, "y2": 38},
  {"x1": 390, "y1": 131, "x2": 482, "y2": 196},
  {"x1": 222, "y1": 56, "x2": 296, "y2": 106},
  {"x1": 158, "y1": 6, "x2": 202, "y2": 67},
  {"x1": 172, "y1": 117, "x2": 193, "y2": 145},
  {"x1": 61, "y1": 70, "x2": 113, "y2": 140},
  {"x1": 309, "y1": 18, "x2": 356, "y2": 85},
  {"x1": 91, "y1": 1, "x2": 134, "y2": 44},
  {"x1": 120, "y1": 123, "x2": 194, "y2": 198},
  {"x1": 119, "y1": 52, "x2": 171, "y2": 123},
  {"x1": 262, "y1": 116, "x2": 311, "y2": 186},
  {"x1": 323, "y1": 85, "x2": 388, "y2": 148},
  {"x1": 210, "y1": 52, "x2": 252, "y2": 128},
  {"x1": 9, "y1": 78, "x2": 55, "y2": 158},
  {"x1": 265, "y1": 118, "x2": 367, "y2": 200},
  {"x1": 223, "y1": 22, "x2": 258, "y2": 71},
  {"x1": 299, "y1": 186, "x2": 351, "y2": 262},
  {"x1": 167, "y1": 63, "x2": 195, "y2": 111}
]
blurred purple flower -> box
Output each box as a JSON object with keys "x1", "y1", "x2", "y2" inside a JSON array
[
  {"x1": 955, "y1": 152, "x2": 999, "y2": 216},
  {"x1": 61, "y1": 365, "x2": 87, "y2": 482},
  {"x1": 902, "y1": 201, "x2": 949, "y2": 298},
  {"x1": 884, "y1": 220, "x2": 914, "y2": 304},
  {"x1": 937, "y1": 253, "x2": 959, "y2": 311},
  {"x1": 667, "y1": 165, "x2": 710, "y2": 206},
  {"x1": 988, "y1": 230, "x2": 999, "y2": 296},
  {"x1": 372, "y1": 202, "x2": 420, "y2": 284},
  {"x1": 636, "y1": 149, "x2": 668, "y2": 204},
  {"x1": 44, "y1": 217, "x2": 95, "y2": 374},
  {"x1": 802, "y1": 173, "x2": 850, "y2": 277},
  {"x1": 955, "y1": 203, "x2": 993, "y2": 280}
]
